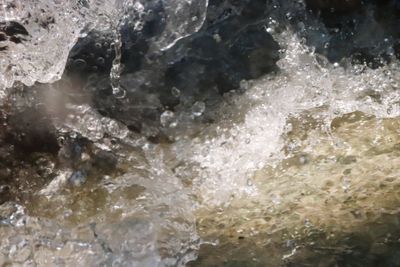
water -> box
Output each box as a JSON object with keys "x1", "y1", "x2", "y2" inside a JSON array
[{"x1": 1, "y1": 0, "x2": 400, "y2": 266}]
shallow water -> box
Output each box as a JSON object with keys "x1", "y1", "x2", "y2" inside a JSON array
[{"x1": 1, "y1": 0, "x2": 400, "y2": 266}]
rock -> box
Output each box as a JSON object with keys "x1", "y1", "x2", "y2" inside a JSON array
[
  {"x1": 301, "y1": 0, "x2": 400, "y2": 66},
  {"x1": 305, "y1": 0, "x2": 362, "y2": 13},
  {"x1": 67, "y1": 0, "x2": 280, "y2": 139},
  {"x1": 66, "y1": 31, "x2": 115, "y2": 78},
  {"x1": 5, "y1": 107, "x2": 59, "y2": 154}
]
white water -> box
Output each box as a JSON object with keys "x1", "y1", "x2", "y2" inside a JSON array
[
  {"x1": 1, "y1": 1, "x2": 400, "y2": 266},
  {"x1": 0, "y1": 0, "x2": 208, "y2": 90}
]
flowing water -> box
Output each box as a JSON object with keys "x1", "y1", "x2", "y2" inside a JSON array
[{"x1": 1, "y1": 0, "x2": 400, "y2": 266}]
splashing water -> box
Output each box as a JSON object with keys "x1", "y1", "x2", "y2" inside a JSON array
[
  {"x1": 0, "y1": 0, "x2": 208, "y2": 91},
  {"x1": 2, "y1": 0, "x2": 400, "y2": 266}
]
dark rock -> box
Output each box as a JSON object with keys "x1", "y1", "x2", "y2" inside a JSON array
[
  {"x1": 66, "y1": 0, "x2": 280, "y2": 139},
  {"x1": 305, "y1": 0, "x2": 362, "y2": 13},
  {"x1": 5, "y1": 107, "x2": 59, "y2": 154},
  {"x1": 300, "y1": 0, "x2": 400, "y2": 66},
  {"x1": 66, "y1": 31, "x2": 115, "y2": 78},
  {"x1": 66, "y1": 0, "x2": 166, "y2": 80}
]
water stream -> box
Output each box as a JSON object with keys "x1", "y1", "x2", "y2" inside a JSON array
[{"x1": 1, "y1": 0, "x2": 400, "y2": 266}]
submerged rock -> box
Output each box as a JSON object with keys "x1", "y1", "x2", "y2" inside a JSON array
[{"x1": 0, "y1": 85, "x2": 122, "y2": 205}]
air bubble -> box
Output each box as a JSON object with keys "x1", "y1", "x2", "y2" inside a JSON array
[
  {"x1": 192, "y1": 101, "x2": 205, "y2": 117},
  {"x1": 69, "y1": 171, "x2": 86, "y2": 187},
  {"x1": 96, "y1": 57, "x2": 105, "y2": 65},
  {"x1": 73, "y1": 59, "x2": 87, "y2": 69},
  {"x1": 160, "y1": 110, "x2": 176, "y2": 127},
  {"x1": 112, "y1": 87, "x2": 126, "y2": 99},
  {"x1": 69, "y1": 131, "x2": 77, "y2": 139},
  {"x1": 271, "y1": 194, "x2": 281, "y2": 205},
  {"x1": 171, "y1": 87, "x2": 181, "y2": 98},
  {"x1": 341, "y1": 176, "x2": 351, "y2": 191}
]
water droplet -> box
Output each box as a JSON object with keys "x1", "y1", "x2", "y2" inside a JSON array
[
  {"x1": 94, "y1": 42, "x2": 102, "y2": 49},
  {"x1": 192, "y1": 101, "x2": 205, "y2": 117},
  {"x1": 213, "y1": 33, "x2": 221, "y2": 43},
  {"x1": 69, "y1": 171, "x2": 86, "y2": 187},
  {"x1": 73, "y1": 59, "x2": 87, "y2": 70},
  {"x1": 96, "y1": 57, "x2": 105, "y2": 65},
  {"x1": 112, "y1": 87, "x2": 126, "y2": 98},
  {"x1": 57, "y1": 136, "x2": 65, "y2": 145},
  {"x1": 160, "y1": 110, "x2": 176, "y2": 127},
  {"x1": 387, "y1": 105, "x2": 394, "y2": 115},
  {"x1": 271, "y1": 193, "x2": 281, "y2": 205},
  {"x1": 299, "y1": 154, "x2": 309, "y2": 165},
  {"x1": 341, "y1": 176, "x2": 351, "y2": 191},
  {"x1": 69, "y1": 131, "x2": 77, "y2": 139},
  {"x1": 171, "y1": 87, "x2": 181, "y2": 98}
]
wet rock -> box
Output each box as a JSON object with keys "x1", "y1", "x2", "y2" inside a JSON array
[
  {"x1": 58, "y1": 137, "x2": 90, "y2": 169},
  {"x1": 57, "y1": 135, "x2": 119, "y2": 184},
  {"x1": 0, "y1": 88, "x2": 59, "y2": 203},
  {"x1": 66, "y1": 0, "x2": 167, "y2": 80},
  {"x1": 5, "y1": 107, "x2": 59, "y2": 154},
  {"x1": 91, "y1": 150, "x2": 118, "y2": 174},
  {"x1": 299, "y1": 0, "x2": 400, "y2": 66},
  {"x1": 67, "y1": 0, "x2": 279, "y2": 139},
  {"x1": 305, "y1": 0, "x2": 362, "y2": 13},
  {"x1": 66, "y1": 31, "x2": 115, "y2": 78}
]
